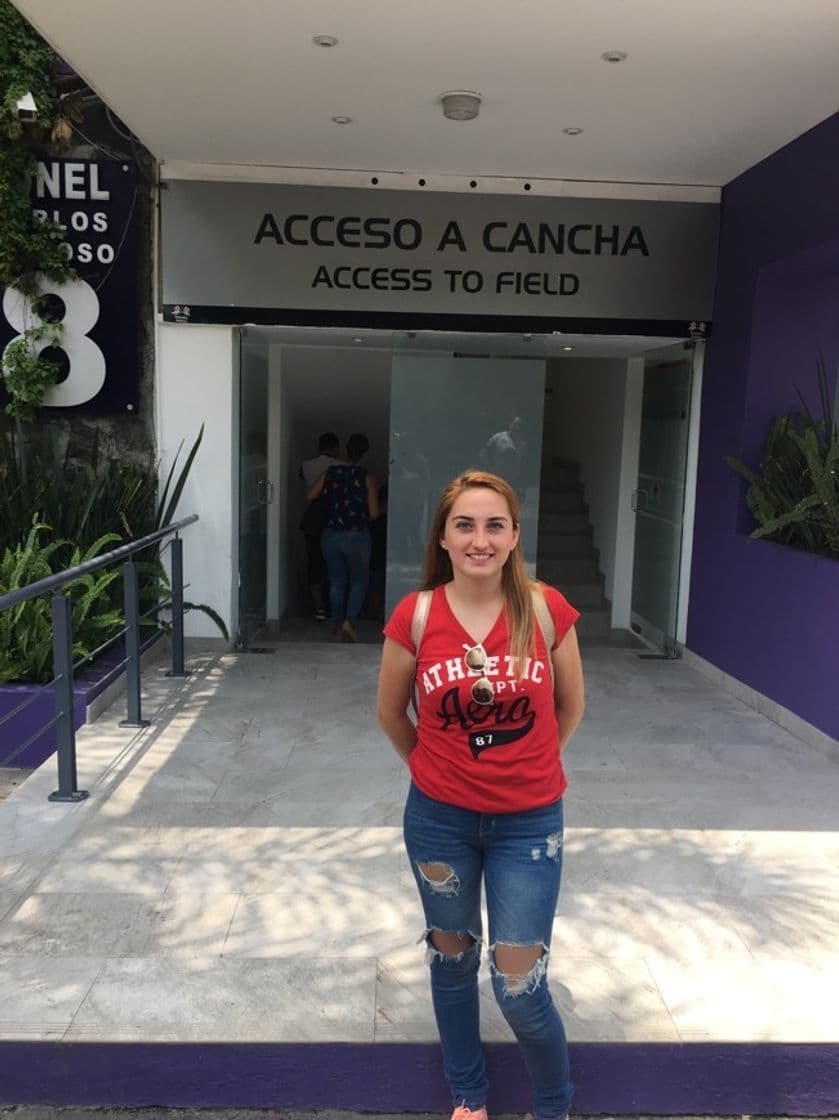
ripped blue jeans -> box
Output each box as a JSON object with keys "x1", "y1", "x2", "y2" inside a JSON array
[{"x1": 404, "y1": 782, "x2": 572, "y2": 1120}]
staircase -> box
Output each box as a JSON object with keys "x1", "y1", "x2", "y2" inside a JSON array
[{"x1": 536, "y1": 458, "x2": 612, "y2": 642}]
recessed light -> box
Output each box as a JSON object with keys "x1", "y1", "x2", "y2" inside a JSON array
[
  {"x1": 313, "y1": 35, "x2": 338, "y2": 47},
  {"x1": 352, "y1": 337, "x2": 364, "y2": 344},
  {"x1": 601, "y1": 50, "x2": 627, "y2": 63},
  {"x1": 440, "y1": 90, "x2": 482, "y2": 121},
  {"x1": 563, "y1": 126, "x2": 583, "y2": 136},
  {"x1": 522, "y1": 333, "x2": 533, "y2": 341},
  {"x1": 562, "y1": 345, "x2": 574, "y2": 352},
  {"x1": 331, "y1": 115, "x2": 352, "y2": 125}
]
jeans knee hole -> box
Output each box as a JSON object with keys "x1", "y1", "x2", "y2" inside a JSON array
[
  {"x1": 491, "y1": 943, "x2": 549, "y2": 998},
  {"x1": 417, "y1": 861, "x2": 460, "y2": 897}
]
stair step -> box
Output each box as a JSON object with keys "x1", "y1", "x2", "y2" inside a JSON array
[
  {"x1": 536, "y1": 578, "x2": 605, "y2": 608},
  {"x1": 540, "y1": 464, "x2": 581, "y2": 489},
  {"x1": 540, "y1": 481, "x2": 584, "y2": 499},
  {"x1": 537, "y1": 532, "x2": 594, "y2": 557},
  {"x1": 537, "y1": 556, "x2": 602, "y2": 581},
  {"x1": 539, "y1": 511, "x2": 589, "y2": 534},
  {"x1": 537, "y1": 457, "x2": 608, "y2": 619}
]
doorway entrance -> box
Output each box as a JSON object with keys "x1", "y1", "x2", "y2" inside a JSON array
[{"x1": 235, "y1": 327, "x2": 696, "y2": 652}]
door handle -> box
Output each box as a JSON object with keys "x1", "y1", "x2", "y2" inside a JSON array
[
  {"x1": 631, "y1": 488, "x2": 648, "y2": 512},
  {"x1": 256, "y1": 479, "x2": 274, "y2": 505}
]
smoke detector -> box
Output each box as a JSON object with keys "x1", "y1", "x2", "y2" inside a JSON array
[{"x1": 440, "y1": 91, "x2": 482, "y2": 121}]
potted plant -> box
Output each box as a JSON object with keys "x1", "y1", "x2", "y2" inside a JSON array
[{"x1": 725, "y1": 355, "x2": 839, "y2": 559}]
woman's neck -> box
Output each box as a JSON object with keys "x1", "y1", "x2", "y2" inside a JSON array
[
  {"x1": 446, "y1": 574, "x2": 505, "y2": 609},
  {"x1": 444, "y1": 576, "x2": 505, "y2": 643}
]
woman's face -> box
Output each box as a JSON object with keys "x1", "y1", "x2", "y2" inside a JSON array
[{"x1": 440, "y1": 486, "x2": 519, "y2": 582}]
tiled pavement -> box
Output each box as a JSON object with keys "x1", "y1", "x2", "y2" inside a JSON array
[
  {"x1": 0, "y1": 628, "x2": 838, "y2": 1113},
  {"x1": 1, "y1": 630, "x2": 837, "y2": 1047}
]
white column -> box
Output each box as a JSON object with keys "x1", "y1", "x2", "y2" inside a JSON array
[{"x1": 156, "y1": 323, "x2": 235, "y2": 640}]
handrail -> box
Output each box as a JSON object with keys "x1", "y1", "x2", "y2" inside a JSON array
[
  {"x1": 0, "y1": 516, "x2": 200, "y2": 801},
  {"x1": 0, "y1": 514, "x2": 199, "y2": 612}
]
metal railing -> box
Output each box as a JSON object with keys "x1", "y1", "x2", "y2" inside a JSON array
[{"x1": 0, "y1": 515, "x2": 199, "y2": 802}]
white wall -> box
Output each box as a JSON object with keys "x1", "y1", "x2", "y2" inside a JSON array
[
  {"x1": 156, "y1": 323, "x2": 235, "y2": 639},
  {"x1": 544, "y1": 357, "x2": 632, "y2": 617}
]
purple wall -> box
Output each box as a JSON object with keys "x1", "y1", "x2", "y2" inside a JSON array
[{"x1": 689, "y1": 112, "x2": 839, "y2": 740}]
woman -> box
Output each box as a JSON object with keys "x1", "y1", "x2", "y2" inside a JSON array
[
  {"x1": 376, "y1": 470, "x2": 585, "y2": 1120},
  {"x1": 307, "y1": 432, "x2": 379, "y2": 642}
]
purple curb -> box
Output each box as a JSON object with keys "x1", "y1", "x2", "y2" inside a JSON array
[
  {"x1": 1, "y1": 1042, "x2": 838, "y2": 1114},
  {"x1": 0, "y1": 631, "x2": 162, "y2": 770}
]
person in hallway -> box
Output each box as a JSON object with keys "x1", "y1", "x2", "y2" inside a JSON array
[
  {"x1": 307, "y1": 432, "x2": 380, "y2": 642},
  {"x1": 375, "y1": 469, "x2": 585, "y2": 1120},
  {"x1": 480, "y1": 414, "x2": 528, "y2": 487},
  {"x1": 299, "y1": 432, "x2": 343, "y2": 620}
]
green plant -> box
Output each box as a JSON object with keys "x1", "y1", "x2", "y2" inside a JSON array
[
  {"x1": 0, "y1": 518, "x2": 123, "y2": 684},
  {"x1": 1, "y1": 328, "x2": 62, "y2": 422},
  {"x1": 0, "y1": 423, "x2": 158, "y2": 556},
  {"x1": 0, "y1": 0, "x2": 75, "y2": 419},
  {"x1": 726, "y1": 354, "x2": 839, "y2": 559},
  {"x1": 0, "y1": 423, "x2": 230, "y2": 662}
]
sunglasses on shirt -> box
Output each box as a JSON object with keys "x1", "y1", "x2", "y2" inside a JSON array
[{"x1": 464, "y1": 643, "x2": 495, "y2": 706}]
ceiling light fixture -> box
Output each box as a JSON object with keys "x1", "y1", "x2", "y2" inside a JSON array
[
  {"x1": 313, "y1": 35, "x2": 338, "y2": 47},
  {"x1": 440, "y1": 90, "x2": 482, "y2": 121},
  {"x1": 563, "y1": 126, "x2": 583, "y2": 136},
  {"x1": 331, "y1": 115, "x2": 352, "y2": 125},
  {"x1": 562, "y1": 345, "x2": 574, "y2": 352},
  {"x1": 352, "y1": 337, "x2": 364, "y2": 344},
  {"x1": 601, "y1": 50, "x2": 627, "y2": 63}
]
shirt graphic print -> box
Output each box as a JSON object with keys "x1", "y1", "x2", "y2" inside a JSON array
[{"x1": 384, "y1": 584, "x2": 580, "y2": 813}]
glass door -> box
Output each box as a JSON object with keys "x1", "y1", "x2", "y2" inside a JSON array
[
  {"x1": 386, "y1": 352, "x2": 545, "y2": 618},
  {"x1": 630, "y1": 342, "x2": 695, "y2": 655},
  {"x1": 237, "y1": 334, "x2": 272, "y2": 646}
]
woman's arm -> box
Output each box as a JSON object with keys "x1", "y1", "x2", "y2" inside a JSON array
[
  {"x1": 551, "y1": 625, "x2": 585, "y2": 753},
  {"x1": 305, "y1": 470, "x2": 327, "y2": 503},
  {"x1": 366, "y1": 472, "x2": 381, "y2": 522},
  {"x1": 376, "y1": 637, "x2": 418, "y2": 763}
]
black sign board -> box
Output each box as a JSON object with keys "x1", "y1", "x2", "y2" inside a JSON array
[{"x1": 0, "y1": 158, "x2": 140, "y2": 415}]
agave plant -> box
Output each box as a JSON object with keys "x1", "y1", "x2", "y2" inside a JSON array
[{"x1": 726, "y1": 354, "x2": 839, "y2": 558}]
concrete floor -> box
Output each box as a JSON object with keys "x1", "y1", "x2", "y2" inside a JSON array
[{"x1": 0, "y1": 633, "x2": 837, "y2": 1045}]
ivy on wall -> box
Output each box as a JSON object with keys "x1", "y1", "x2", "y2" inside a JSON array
[{"x1": 0, "y1": 0, "x2": 76, "y2": 421}]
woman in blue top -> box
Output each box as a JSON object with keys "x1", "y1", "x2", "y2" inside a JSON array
[{"x1": 307, "y1": 432, "x2": 380, "y2": 642}]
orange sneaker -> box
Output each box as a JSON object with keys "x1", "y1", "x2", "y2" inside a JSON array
[{"x1": 451, "y1": 1106, "x2": 488, "y2": 1120}]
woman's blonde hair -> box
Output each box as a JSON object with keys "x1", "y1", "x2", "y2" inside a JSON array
[{"x1": 420, "y1": 470, "x2": 536, "y2": 671}]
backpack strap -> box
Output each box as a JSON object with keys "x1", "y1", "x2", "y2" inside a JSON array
[
  {"x1": 530, "y1": 583, "x2": 556, "y2": 690},
  {"x1": 409, "y1": 589, "x2": 433, "y2": 715},
  {"x1": 410, "y1": 589, "x2": 433, "y2": 652}
]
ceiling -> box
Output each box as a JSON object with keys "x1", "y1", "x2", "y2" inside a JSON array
[{"x1": 14, "y1": 0, "x2": 839, "y2": 188}]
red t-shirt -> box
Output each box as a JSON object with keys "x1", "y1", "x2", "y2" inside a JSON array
[{"x1": 383, "y1": 584, "x2": 580, "y2": 813}]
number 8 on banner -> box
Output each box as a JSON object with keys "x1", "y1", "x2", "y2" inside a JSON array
[{"x1": 2, "y1": 276, "x2": 106, "y2": 407}]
